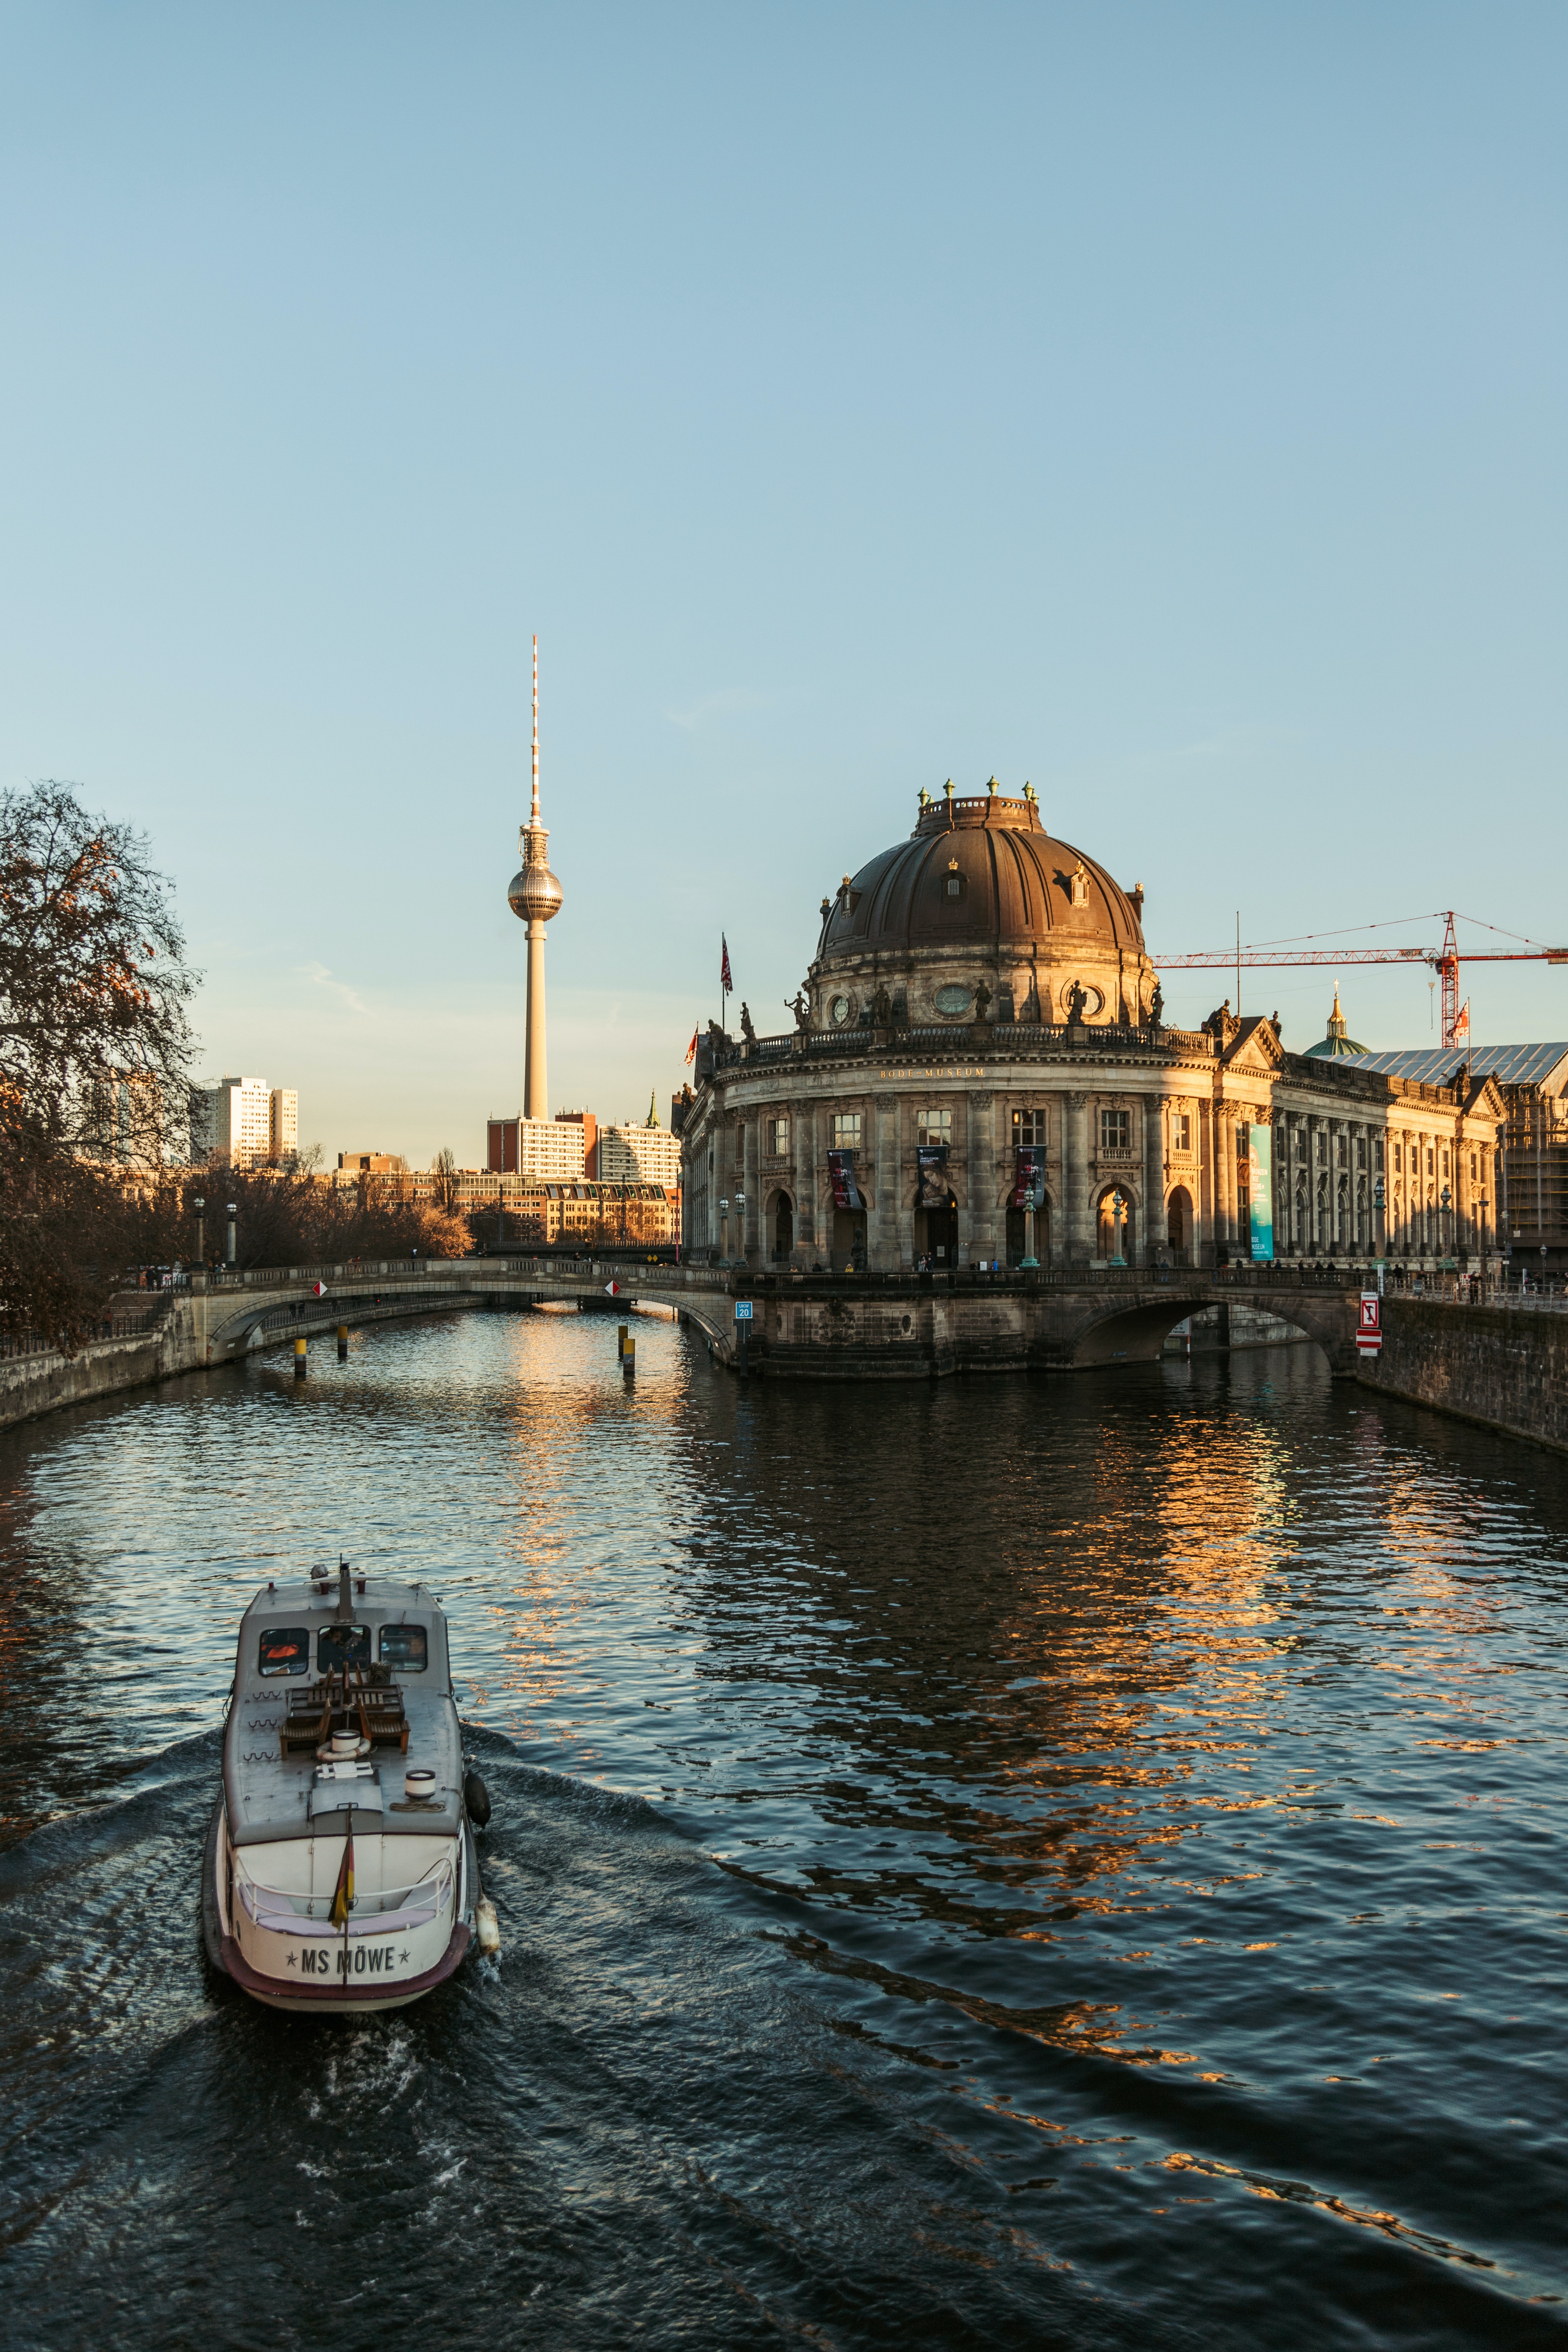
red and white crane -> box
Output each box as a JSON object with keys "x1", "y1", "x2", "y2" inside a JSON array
[{"x1": 1153, "y1": 911, "x2": 1568, "y2": 1047}]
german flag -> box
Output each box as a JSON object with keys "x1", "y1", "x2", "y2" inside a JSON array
[{"x1": 329, "y1": 1823, "x2": 355, "y2": 1926}]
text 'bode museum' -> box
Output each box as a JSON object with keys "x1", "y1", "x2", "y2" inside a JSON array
[{"x1": 681, "y1": 783, "x2": 1503, "y2": 1275}]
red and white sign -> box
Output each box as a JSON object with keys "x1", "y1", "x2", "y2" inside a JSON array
[
  {"x1": 312, "y1": 1281, "x2": 329, "y2": 1297},
  {"x1": 604, "y1": 1281, "x2": 621, "y2": 1296},
  {"x1": 1358, "y1": 1292, "x2": 1382, "y2": 1355}
]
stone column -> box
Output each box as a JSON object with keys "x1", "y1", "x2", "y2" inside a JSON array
[
  {"x1": 1065, "y1": 1093, "x2": 1090, "y2": 1265},
  {"x1": 1212, "y1": 1106, "x2": 1230, "y2": 1252},
  {"x1": 808, "y1": 1103, "x2": 823, "y2": 1264},
  {"x1": 967, "y1": 1092, "x2": 996, "y2": 1264},
  {"x1": 742, "y1": 1113, "x2": 756, "y2": 1264},
  {"x1": 1143, "y1": 1091, "x2": 1165, "y2": 1265},
  {"x1": 894, "y1": 1094, "x2": 914, "y2": 1267},
  {"x1": 872, "y1": 1094, "x2": 893, "y2": 1269}
]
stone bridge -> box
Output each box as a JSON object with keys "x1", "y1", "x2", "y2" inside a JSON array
[{"x1": 184, "y1": 1257, "x2": 1363, "y2": 1381}]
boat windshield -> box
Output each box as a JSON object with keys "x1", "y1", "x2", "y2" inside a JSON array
[
  {"x1": 316, "y1": 1623, "x2": 372, "y2": 1675},
  {"x1": 380, "y1": 1624, "x2": 428, "y2": 1671},
  {"x1": 257, "y1": 1626, "x2": 311, "y2": 1677}
]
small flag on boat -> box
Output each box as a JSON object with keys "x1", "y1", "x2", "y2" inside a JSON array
[{"x1": 329, "y1": 1820, "x2": 355, "y2": 1925}]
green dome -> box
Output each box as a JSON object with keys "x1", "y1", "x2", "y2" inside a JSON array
[{"x1": 1304, "y1": 985, "x2": 1366, "y2": 1058}]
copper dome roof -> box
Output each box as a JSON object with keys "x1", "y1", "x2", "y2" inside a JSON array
[{"x1": 817, "y1": 791, "x2": 1145, "y2": 964}]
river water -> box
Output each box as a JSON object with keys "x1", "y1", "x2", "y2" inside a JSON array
[{"x1": 2, "y1": 1307, "x2": 1566, "y2": 2349}]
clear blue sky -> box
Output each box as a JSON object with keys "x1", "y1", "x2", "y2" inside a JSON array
[{"x1": 3, "y1": 4, "x2": 1564, "y2": 1165}]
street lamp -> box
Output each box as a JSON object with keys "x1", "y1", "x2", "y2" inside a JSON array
[
  {"x1": 226, "y1": 1201, "x2": 237, "y2": 1267},
  {"x1": 1478, "y1": 1194, "x2": 1489, "y2": 1284},
  {"x1": 193, "y1": 1195, "x2": 206, "y2": 1265},
  {"x1": 1441, "y1": 1185, "x2": 1452, "y2": 1267}
]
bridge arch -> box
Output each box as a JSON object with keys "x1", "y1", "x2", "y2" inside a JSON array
[{"x1": 1063, "y1": 1284, "x2": 1352, "y2": 1373}]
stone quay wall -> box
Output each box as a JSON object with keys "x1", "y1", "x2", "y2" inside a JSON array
[{"x1": 1356, "y1": 1299, "x2": 1568, "y2": 1456}]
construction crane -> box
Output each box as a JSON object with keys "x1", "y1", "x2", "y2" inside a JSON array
[{"x1": 1154, "y1": 911, "x2": 1568, "y2": 1048}]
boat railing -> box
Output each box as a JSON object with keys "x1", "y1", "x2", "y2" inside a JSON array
[{"x1": 236, "y1": 1857, "x2": 453, "y2": 1928}]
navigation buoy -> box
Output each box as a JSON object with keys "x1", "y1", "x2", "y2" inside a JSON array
[
  {"x1": 476, "y1": 1898, "x2": 501, "y2": 1955},
  {"x1": 464, "y1": 1769, "x2": 492, "y2": 1828}
]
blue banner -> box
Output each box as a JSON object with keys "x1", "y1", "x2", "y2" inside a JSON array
[{"x1": 1248, "y1": 1124, "x2": 1274, "y2": 1263}]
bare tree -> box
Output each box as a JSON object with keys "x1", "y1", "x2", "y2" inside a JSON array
[{"x1": 0, "y1": 783, "x2": 197, "y2": 1337}]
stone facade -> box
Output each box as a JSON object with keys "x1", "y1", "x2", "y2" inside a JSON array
[{"x1": 682, "y1": 795, "x2": 1505, "y2": 1274}]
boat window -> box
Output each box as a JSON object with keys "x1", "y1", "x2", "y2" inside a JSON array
[
  {"x1": 380, "y1": 1623, "x2": 428, "y2": 1672},
  {"x1": 317, "y1": 1623, "x2": 372, "y2": 1675},
  {"x1": 257, "y1": 1626, "x2": 312, "y2": 1677}
]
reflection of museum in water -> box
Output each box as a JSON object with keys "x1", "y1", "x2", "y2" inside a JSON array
[{"x1": 681, "y1": 788, "x2": 1503, "y2": 1271}]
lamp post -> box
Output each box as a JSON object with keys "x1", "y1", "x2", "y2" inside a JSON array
[
  {"x1": 1441, "y1": 1184, "x2": 1452, "y2": 1268},
  {"x1": 225, "y1": 1201, "x2": 237, "y2": 1267},
  {"x1": 1478, "y1": 1193, "x2": 1489, "y2": 1287},
  {"x1": 1373, "y1": 1174, "x2": 1385, "y2": 1263},
  {"x1": 193, "y1": 1195, "x2": 206, "y2": 1265}
]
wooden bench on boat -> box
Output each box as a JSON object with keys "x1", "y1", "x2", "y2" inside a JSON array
[{"x1": 280, "y1": 1667, "x2": 410, "y2": 1758}]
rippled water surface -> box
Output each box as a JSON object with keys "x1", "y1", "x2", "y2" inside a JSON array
[{"x1": 3, "y1": 1306, "x2": 1568, "y2": 2349}]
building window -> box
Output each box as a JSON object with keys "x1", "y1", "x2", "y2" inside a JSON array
[
  {"x1": 734, "y1": 1123, "x2": 745, "y2": 1170},
  {"x1": 1442, "y1": 1149, "x2": 1449, "y2": 1178},
  {"x1": 1427, "y1": 1147, "x2": 1435, "y2": 1176},
  {"x1": 1100, "y1": 1108, "x2": 1130, "y2": 1151},
  {"x1": 769, "y1": 1117, "x2": 789, "y2": 1157},
  {"x1": 918, "y1": 1108, "x2": 952, "y2": 1146},
  {"x1": 942, "y1": 866, "x2": 966, "y2": 901},
  {"x1": 1376, "y1": 1141, "x2": 1385, "y2": 1171},
  {"x1": 832, "y1": 1113, "x2": 861, "y2": 1149},
  {"x1": 1470, "y1": 1151, "x2": 1477, "y2": 1180},
  {"x1": 1071, "y1": 862, "x2": 1090, "y2": 907},
  {"x1": 1013, "y1": 1108, "x2": 1046, "y2": 1147},
  {"x1": 1393, "y1": 1144, "x2": 1402, "y2": 1172},
  {"x1": 1175, "y1": 1112, "x2": 1191, "y2": 1152},
  {"x1": 1238, "y1": 1124, "x2": 1250, "y2": 1163}
]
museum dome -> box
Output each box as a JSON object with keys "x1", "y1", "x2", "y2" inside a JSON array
[{"x1": 816, "y1": 787, "x2": 1146, "y2": 966}]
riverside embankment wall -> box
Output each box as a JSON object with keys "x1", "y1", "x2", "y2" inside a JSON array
[{"x1": 1356, "y1": 1299, "x2": 1568, "y2": 1456}]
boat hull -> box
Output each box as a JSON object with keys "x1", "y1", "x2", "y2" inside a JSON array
[{"x1": 203, "y1": 1802, "x2": 478, "y2": 2015}]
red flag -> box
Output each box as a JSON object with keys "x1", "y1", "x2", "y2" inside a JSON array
[
  {"x1": 685, "y1": 1027, "x2": 698, "y2": 1065},
  {"x1": 720, "y1": 935, "x2": 732, "y2": 993},
  {"x1": 1453, "y1": 999, "x2": 1471, "y2": 1041}
]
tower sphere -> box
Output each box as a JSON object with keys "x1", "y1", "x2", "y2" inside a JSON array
[{"x1": 508, "y1": 860, "x2": 563, "y2": 923}]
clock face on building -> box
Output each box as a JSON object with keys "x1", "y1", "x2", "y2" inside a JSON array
[
  {"x1": 934, "y1": 984, "x2": 972, "y2": 1016},
  {"x1": 830, "y1": 995, "x2": 851, "y2": 1026}
]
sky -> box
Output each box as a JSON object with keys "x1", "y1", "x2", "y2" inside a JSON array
[{"x1": 2, "y1": 3, "x2": 1565, "y2": 1166}]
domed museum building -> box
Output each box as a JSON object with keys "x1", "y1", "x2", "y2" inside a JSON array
[{"x1": 681, "y1": 785, "x2": 1504, "y2": 1274}]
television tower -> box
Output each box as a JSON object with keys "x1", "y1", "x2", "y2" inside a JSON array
[{"x1": 506, "y1": 635, "x2": 564, "y2": 1119}]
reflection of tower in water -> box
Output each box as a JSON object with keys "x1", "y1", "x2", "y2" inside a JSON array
[{"x1": 507, "y1": 634, "x2": 564, "y2": 1119}]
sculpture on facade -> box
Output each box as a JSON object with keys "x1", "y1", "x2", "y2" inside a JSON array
[
  {"x1": 1066, "y1": 979, "x2": 1089, "y2": 1025},
  {"x1": 871, "y1": 980, "x2": 893, "y2": 1027},
  {"x1": 1150, "y1": 980, "x2": 1164, "y2": 1027},
  {"x1": 739, "y1": 1001, "x2": 757, "y2": 1045},
  {"x1": 973, "y1": 981, "x2": 992, "y2": 1023},
  {"x1": 786, "y1": 989, "x2": 811, "y2": 1031}
]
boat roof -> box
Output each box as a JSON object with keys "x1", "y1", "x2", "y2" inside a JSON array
[
  {"x1": 240, "y1": 1575, "x2": 445, "y2": 1621},
  {"x1": 226, "y1": 1578, "x2": 462, "y2": 1848}
]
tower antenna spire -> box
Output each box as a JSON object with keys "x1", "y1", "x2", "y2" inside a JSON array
[{"x1": 531, "y1": 632, "x2": 540, "y2": 825}]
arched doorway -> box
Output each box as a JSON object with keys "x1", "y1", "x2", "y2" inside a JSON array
[
  {"x1": 917, "y1": 1200, "x2": 958, "y2": 1264},
  {"x1": 832, "y1": 1207, "x2": 867, "y2": 1270},
  {"x1": 772, "y1": 1192, "x2": 794, "y2": 1262},
  {"x1": 1095, "y1": 1184, "x2": 1135, "y2": 1264},
  {"x1": 1166, "y1": 1185, "x2": 1192, "y2": 1268}
]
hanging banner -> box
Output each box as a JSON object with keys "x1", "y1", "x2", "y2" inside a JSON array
[
  {"x1": 1247, "y1": 1123, "x2": 1275, "y2": 1263},
  {"x1": 916, "y1": 1146, "x2": 951, "y2": 1209},
  {"x1": 1011, "y1": 1146, "x2": 1046, "y2": 1209},
  {"x1": 827, "y1": 1150, "x2": 863, "y2": 1211}
]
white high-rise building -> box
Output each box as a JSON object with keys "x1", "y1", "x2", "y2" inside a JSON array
[
  {"x1": 597, "y1": 1118, "x2": 683, "y2": 1187},
  {"x1": 269, "y1": 1089, "x2": 299, "y2": 1162},
  {"x1": 191, "y1": 1075, "x2": 292, "y2": 1168}
]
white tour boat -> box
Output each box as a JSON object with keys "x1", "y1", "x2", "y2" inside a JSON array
[{"x1": 203, "y1": 1562, "x2": 499, "y2": 2013}]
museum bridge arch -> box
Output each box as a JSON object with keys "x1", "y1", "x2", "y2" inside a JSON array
[{"x1": 1049, "y1": 1283, "x2": 1350, "y2": 1372}]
